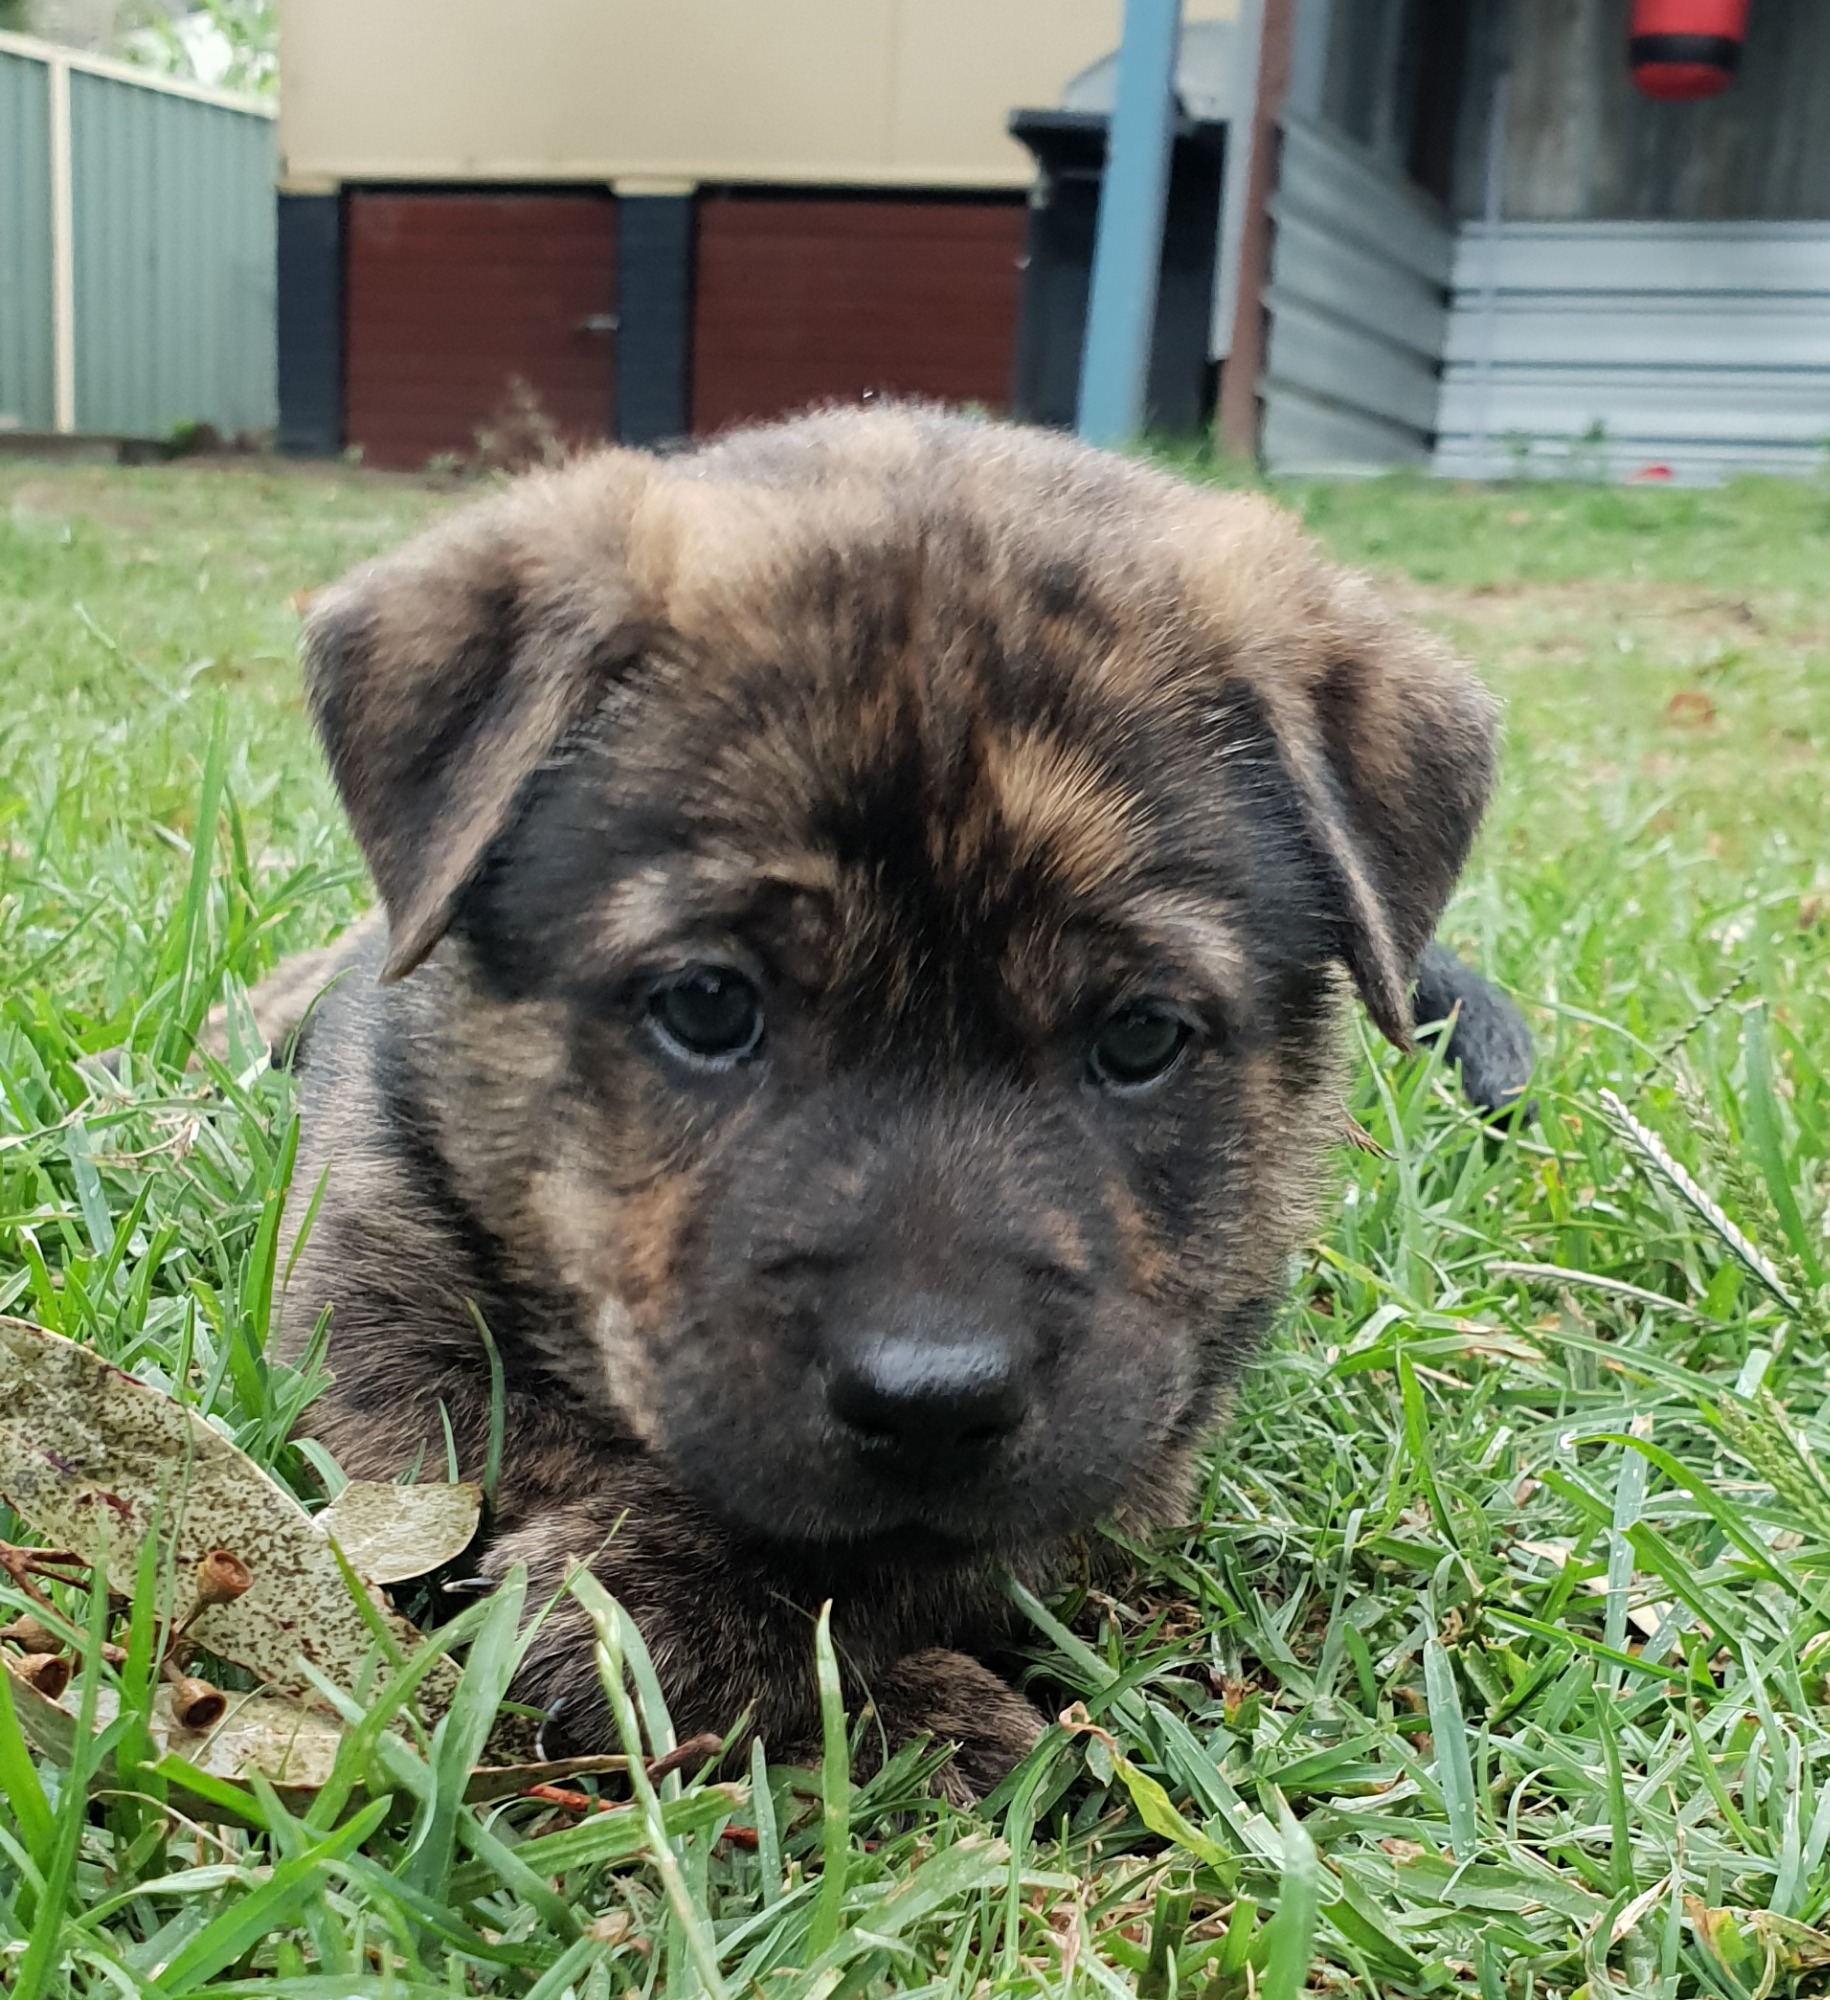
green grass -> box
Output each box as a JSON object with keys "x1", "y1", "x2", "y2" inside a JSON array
[{"x1": 2, "y1": 453, "x2": 1829, "y2": 1996}]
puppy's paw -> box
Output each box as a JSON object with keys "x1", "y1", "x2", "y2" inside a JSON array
[{"x1": 868, "y1": 1648, "x2": 1045, "y2": 1806}]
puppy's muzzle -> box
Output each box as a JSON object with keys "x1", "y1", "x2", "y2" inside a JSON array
[{"x1": 823, "y1": 1291, "x2": 1028, "y2": 1489}]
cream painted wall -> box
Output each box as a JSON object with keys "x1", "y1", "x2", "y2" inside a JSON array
[{"x1": 278, "y1": 0, "x2": 1238, "y2": 190}]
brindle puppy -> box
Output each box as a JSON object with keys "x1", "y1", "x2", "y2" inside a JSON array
[{"x1": 277, "y1": 407, "x2": 1499, "y2": 1796}]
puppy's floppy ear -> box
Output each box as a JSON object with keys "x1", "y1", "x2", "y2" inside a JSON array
[
  {"x1": 1246, "y1": 567, "x2": 1499, "y2": 1049},
  {"x1": 302, "y1": 453, "x2": 659, "y2": 982}
]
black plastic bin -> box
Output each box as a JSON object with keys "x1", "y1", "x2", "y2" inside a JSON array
[{"x1": 1007, "y1": 108, "x2": 1226, "y2": 437}]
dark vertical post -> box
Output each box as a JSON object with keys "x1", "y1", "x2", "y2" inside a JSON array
[
  {"x1": 615, "y1": 192, "x2": 695, "y2": 446},
  {"x1": 276, "y1": 190, "x2": 344, "y2": 456}
]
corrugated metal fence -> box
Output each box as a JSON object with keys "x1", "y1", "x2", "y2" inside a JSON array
[
  {"x1": 1259, "y1": 115, "x2": 1454, "y2": 475},
  {"x1": 0, "y1": 30, "x2": 275, "y2": 440},
  {"x1": 1434, "y1": 224, "x2": 1830, "y2": 483}
]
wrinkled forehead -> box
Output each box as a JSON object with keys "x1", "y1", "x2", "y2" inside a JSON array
[
  {"x1": 491, "y1": 535, "x2": 1317, "y2": 1024},
  {"x1": 642, "y1": 500, "x2": 1203, "y2": 836},
  {"x1": 630, "y1": 517, "x2": 1178, "y2": 843}
]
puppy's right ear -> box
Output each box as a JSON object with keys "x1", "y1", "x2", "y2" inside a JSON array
[{"x1": 302, "y1": 454, "x2": 659, "y2": 982}]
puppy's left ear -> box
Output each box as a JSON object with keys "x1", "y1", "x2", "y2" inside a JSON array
[
  {"x1": 301, "y1": 453, "x2": 661, "y2": 981},
  {"x1": 1253, "y1": 568, "x2": 1499, "y2": 1049}
]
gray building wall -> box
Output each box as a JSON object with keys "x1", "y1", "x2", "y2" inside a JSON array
[{"x1": 1255, "y1": 0, "x2": 1830, "y2": 480}]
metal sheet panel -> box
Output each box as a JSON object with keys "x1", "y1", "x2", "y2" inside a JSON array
[
  {"x1": 1276, "y1": 116, "x2": 1454, "y2": 286},
  {"x1": 1438, "y1": 369, "x2": 1830, "y2": 444},
  {"x1": 1259, "y1": 114, "x2": 1453, "y2": 473},
  {"x1": 1446, "y1": 222, "x2": 1830, "y2": 296},
  {"x1": 1434, "y1": 437, "x2": 1829, "y2": 482},
  {"x1": 0, "y1": 49, "x2": 54, "y2": 430},
  {"x1": 69, "y1": 68, "x2": 275, "y2": 436},
  {"x1": 1261, "y1": 383, "x2": 1432, "y2": 475},
  {"x1": 1262, "y1": 291, "x2": 1441, "y2": 431},
  {"x1": 1443, "y1": 300, "x2": 1830, "y2": 371},
  {"x1": 1264, "y1": 205, "x2": 1447, "y2": 358},
  {"x1": 1434, "y1": 222, "x2": 1830, "y2": 483}
]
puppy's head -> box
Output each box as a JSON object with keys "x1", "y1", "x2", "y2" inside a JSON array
[{"x1": 304, "y1": 409, "x2": 1495, "y2": 1557}]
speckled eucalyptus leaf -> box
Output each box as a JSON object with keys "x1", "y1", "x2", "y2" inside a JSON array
[
  {"x1": 4, "y1": 1657, "x2": 347, "y2": 1815},
  {"x1": 0, "y1": 1315, "x2": 461, "y2": 1718},
  {"x1": 4, "y1": 1652, "x2": 619, "y2": 1820},
  {"x1": 316, "y1": 1477, "x2": 483, "y2": 1583}
]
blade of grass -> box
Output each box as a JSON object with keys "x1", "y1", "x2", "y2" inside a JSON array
[
  {"x1": 148, "y1": 1796, "x2": 390, "y2": 1991},
  {"x1": 158, "y1": 696, "x2": 229, "y2": 1067},
  {"x1": 402, "y1": 1567, "x2": 528, "y2": 1906},
  {"x1": 807, "y1": 1600, "x2": 850, "y2": 1962},
  {"x1": 1423, "y1": 1638, "x2": 1479, "y2": 1862},
  {"x1": 751, "y1": 1736, "x2": 783, "y2": 1908},
  {"x1": 0, "y1": 1663, "x2": 53, "y2": 1876},
  {"x1": 466, "y1": 1301, "x2": 506, "y2": 1514},
  {"x1": 1742, "y1": 1005, "x2": 1821, "y2": 1284},
  {"x1": 569, "y1": 1569, "x2": 731, "y2": 2000},
  {"x1": 1259, "y1": 1803, "x2": 1321, "y2": 2000},
  {"x1": 12, "y1": 1548, "x2": 124, "y2": 2000}
]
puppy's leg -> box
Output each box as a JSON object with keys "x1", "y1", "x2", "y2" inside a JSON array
[
  {"x1": 864, "y1": 1649, "x2": 1046, "y2": 1805},
  {"x1": 197, "y1": 910, "x2": 386, "y2": 1067},
  {"x1": 438, "y1": 1444, "x2": 1040, "y2": 1797},
  {"x1": 1413, "y1": 942, "x2": 1533, "y2": 1117}
]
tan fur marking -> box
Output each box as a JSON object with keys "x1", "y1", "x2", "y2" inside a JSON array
[
  {"x1": 1123, "y1": 892, "x2": 1251, "y2": 1002},
  {"x1": 973, "y1": 728, "x2": 1140, "y2": 891}
]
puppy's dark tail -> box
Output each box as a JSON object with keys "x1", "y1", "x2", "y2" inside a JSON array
[{"x1": 1413, "y1": 943, "x2": 1534, "y2": 1118}]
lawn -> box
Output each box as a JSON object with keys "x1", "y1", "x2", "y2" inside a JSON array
[{"x1": 2, "y1": 451, "x2": 1828, "y2": 1998}]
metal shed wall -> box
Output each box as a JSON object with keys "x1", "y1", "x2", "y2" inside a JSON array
[
  {"x1": 0, "y1": 49, "x2": 55, "y2": 431},
  {"x1": 1258, "y1": 114, "x2": 1453, "y2": 473},
  {"x1": 0, "y1": 30, "x2": 275, "y2": 440},
  {"x1": 70, "y1": 70, "x2": 277, "y2": 436},
  {"x1": 1433, "y1": 223, "x2": 1830, "y2": 483}
]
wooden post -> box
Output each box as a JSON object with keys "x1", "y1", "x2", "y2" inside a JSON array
[{"x1": 1215, "y1": 0, "x2": 1297, "y2": 460}]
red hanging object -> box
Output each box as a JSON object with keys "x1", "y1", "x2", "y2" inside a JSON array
[{"x1": 1629, "y1": 0, "x2": 1752, "y2": 101}]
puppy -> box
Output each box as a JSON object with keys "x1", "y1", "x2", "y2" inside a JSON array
[{"x1": 277, "y1": 407, "x2": 1498, "y2": 1795}]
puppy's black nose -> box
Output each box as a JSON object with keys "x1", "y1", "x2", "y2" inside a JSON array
[{"x1": 826, "y1": 1298, "x2": 1025, "y2": 1475}]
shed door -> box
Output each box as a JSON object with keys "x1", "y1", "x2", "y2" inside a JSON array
[
  {"x1": 345, "y1": 192, "x2": 615, "y2": 471},
  {"x1": 692, "y1": 195, "x2": 1026, "y2": 435}
]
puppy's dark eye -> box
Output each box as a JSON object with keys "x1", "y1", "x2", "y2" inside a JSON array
[
  {"x1": 649, "y1": 967, "x2": 764, "y2": 1064},
  {"x1": 1088, "y1": 1003, "x2": 1189, "y2": 1089}
]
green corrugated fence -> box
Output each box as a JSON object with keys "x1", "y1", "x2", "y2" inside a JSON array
[{"x1": 0, "y1": 30, "x2": 275, "y2": 440}]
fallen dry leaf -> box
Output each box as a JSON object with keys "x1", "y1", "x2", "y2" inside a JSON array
[
  {"x1": 0, "y1": 1316, "x2": 461, "y2": 1718},
  {"x1": 5, "y1": 1653, "x2": 634, "y2": 1819},
  {"x1": 1663, "y1": 688, "x2": 1716, "y2": 728},
  {"x1": 317, "y1": 1478, "x2": 482, "y2": 1584},
  {"x1": 5, "y1": 1656, "x2": 346, "y2": 1798},
  {"x1": 1685, "y1": 1897, "x2": 1830, "y2": 1973}
]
